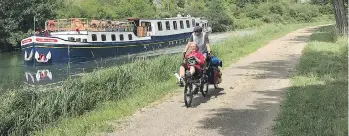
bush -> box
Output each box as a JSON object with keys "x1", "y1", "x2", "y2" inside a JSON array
[
  {"x1": 288, "y1": 4, "x2": 321, "y2": 22},
  {"x1": 269, "y1": 3, "x2": 287, "y2": 16},
  {"x1": 319, "y1": 4, "x2": 334, "y2": 14},
  {"x1": 234, "y1": 18, "x2": 264, "y2": 29},
  {"x1": 234, "y1": 1, "x2": 326, "y2": 25},
  {"x1": 156, "y1": 12, "x2": 172, "y2": 18},
  {"x1": 261, "y1": 16, "x2": 272, "y2": 23},
  {"x1": 246, "y1": 10, "x2": 264, "y2": 19},
  {"x1": 244, "y1": 4, "x2": 264, "y2": 19}
]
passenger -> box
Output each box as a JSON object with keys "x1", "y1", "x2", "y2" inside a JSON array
[
  {"x1": 178, "y1": 42, "x2": 205, "y2": 87},
  {"x1": 183, "y1": 25, "x2": 212, "y2": 70},
  {"x1": 183, "y1": 26, "x2": 211, "y2": 59},
  {"x1": 35, "y1": 27, "x2": 42, "y2": 36}
]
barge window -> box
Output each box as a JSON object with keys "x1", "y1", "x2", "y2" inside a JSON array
[
  {"x1": 111, "y1": 34, "x2": 116, "y2": 41},
  {"x1": 141, "y1": 22, "x2": 152, "y2": 31},
  {"x1": 180, "y1": 20, "x2": 184, "y2": 29},
  {"x1": 120, "y1": 34, "x2": 124, "y2": 41},
  {"x1": 157, "y1": 22, "x2": 163, "y2": 31},
  {"x1": 173, "y1": 21, "x2": 177, "y2": 30},
  {"x1": 165, "y1": 21, "x2": 170, "y2": 30},
  {"x1": 101, "y1": 34, "x2": 106, "y2": 41},
  {"x1": 147, "y1": 23, "x2": 152, "y2": 31},
  {"x1": 128, "y1": 34, "x2": 132, "y2": 40},
  {"x1": 186, "y1": 20, "x2": 190, "y2": 28},
  {"x1": 192, "y1": 19, "x2": 195, "y2": 27},
  {"x1": 92, "y1": 34, "x2": 97, "y2": 41}
]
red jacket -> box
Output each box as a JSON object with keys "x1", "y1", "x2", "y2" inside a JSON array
[{"x1": 185, "y1": 51, "x2": 205, "y2": 70}]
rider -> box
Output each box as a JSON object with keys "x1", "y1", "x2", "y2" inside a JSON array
[
  {"x1": 178, "y1": 42, "x2": 205, "y2": 87},
  {"x1": 183, "y1": 26, "x2": 211, "y2": 59}
]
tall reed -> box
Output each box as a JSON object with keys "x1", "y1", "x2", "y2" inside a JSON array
[{"x1": 0, "y1": 55, "x2": 181, "y2": 136}]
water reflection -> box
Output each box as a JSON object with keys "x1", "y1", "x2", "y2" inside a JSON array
[
  {"x1": 24, "y1": 69, "x2": 53, "y2": 84},
  {"x1": 22, "y1": 50, "x2": 173, "y2": 86}
]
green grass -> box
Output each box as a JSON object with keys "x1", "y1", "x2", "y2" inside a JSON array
[
  {"x1": 0, "y1": 20, "x2": 333, "y2": 136},
  {"x1": 0, "y1": 54, "x2": 182, "y2": 136},
  {"x1": 33, "y1": 80, "x2": 179, "y2": 136},
  {"x1": 31, "y1": 21, "x2": 333, "y2": 136},
  {"x1": 273, "y1": 25, "x2": 348, "y2": 136}
]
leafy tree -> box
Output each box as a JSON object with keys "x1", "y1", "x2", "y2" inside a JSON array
[
  {"x1": 235, "y1": 0, "x2": 263, "y2": 7},
  {"x1": 56, "y1": 0, "x2": 157, "y2": 20},
  {"x1": 184, "y1": 0, "x2": 207, "y2": 17},
  {"x1": 0, "y1": 0, "x2": 60, "y2": 48},
  {"x1": 204, "y1": 0, "x2": 234, "y2": 32},
  {"x1": 177, "y1": 0, "x2": 186, "y2": 8}
]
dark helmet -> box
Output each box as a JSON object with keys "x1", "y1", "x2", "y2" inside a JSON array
[{"x1": 193, "y1": 26, "x2": 203, "y2": 32}]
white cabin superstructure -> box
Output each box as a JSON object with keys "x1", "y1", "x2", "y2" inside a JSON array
[
  {"x1": 38, "y1": 15, "x2": 210, "y2": 43},
  {"x1": 146, "y1": 17, "x2": 197, "y2": 36}
]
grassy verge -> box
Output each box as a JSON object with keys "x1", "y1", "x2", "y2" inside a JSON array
[
  {"x1": 273, "y1": 25, "x2": 348, "y2": 135},
  {"x1": 32, "y1": 21, "x2": 333, "y2": 136},
  {"x1": 0, "y1": 20, "x2": 333, "y2": 136}
]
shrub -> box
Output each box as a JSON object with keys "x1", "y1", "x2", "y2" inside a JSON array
[
  {"x1": 269, "y1": 3, "x2": 286, "y2": 16},
  {"x1": 234, "y1": 18, "x2": 264, "y2": 29},
  {"x1": 261, "y1": 16, "x2": 272, "y2": 23},
  {"x1": 288, "y1": 4, "x2": 321, "y2": 22},
  {"x1": 319, "y1": 4, "x2": 334, "y2": 14}
]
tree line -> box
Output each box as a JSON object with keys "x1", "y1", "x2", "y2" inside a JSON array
[{"x1": 0, "y1": 0, "x2": 346, "y2": 52}]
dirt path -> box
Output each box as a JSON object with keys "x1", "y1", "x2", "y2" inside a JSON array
[{"x1": 105, "y1": 26, "x2": 323, "y2": 136}]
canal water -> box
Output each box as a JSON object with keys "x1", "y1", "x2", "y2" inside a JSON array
[{"x1": 0, "y1": 30, "x2": 255, "y2": 93}]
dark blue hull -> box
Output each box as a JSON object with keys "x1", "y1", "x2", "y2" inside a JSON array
[{"x1": 22, "y1": 33, "x2": 191, "y2": 66}]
